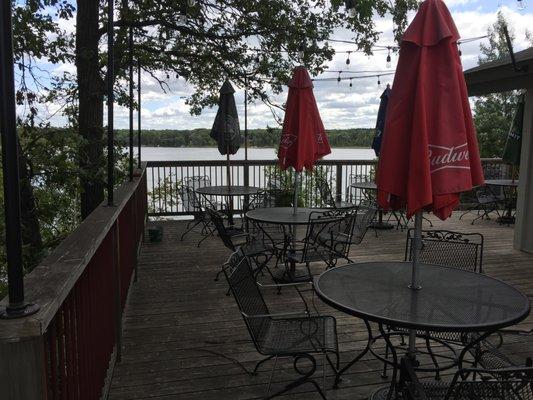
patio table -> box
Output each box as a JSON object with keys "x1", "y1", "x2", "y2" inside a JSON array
[
  {"x1": 246, "y1": 207, "x2": 331, "y2": 282},
  {"x1": 196, "y1": 185, "x2": 261, "y2": 225},
  {"x1": 349, "y1": 181, "x2": 394, "y2": 229},
  {"x1": 314, "y1": 261, "x2": 530, "y2": 400},
  {"x1": 485, "y1": 179, "x2": 519, "y2": 225}
]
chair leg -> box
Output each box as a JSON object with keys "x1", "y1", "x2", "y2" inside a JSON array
[
  {"x1": 425, "y1": 335, "x2": 441, "y2": 380},
  {"x1": 180, "y1": 219, "x2": 202, "y2": 241},
  {"x1": 252, "y1": 355, "x2": 276, "y2": 375}
]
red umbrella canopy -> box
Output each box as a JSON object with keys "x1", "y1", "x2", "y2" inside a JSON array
[
  {"x1": 376, "y1": 0, "x2": 484, "y2": 220},
  {"x1": 278, "y1": 66, "x2": 331, "y2": 172}
]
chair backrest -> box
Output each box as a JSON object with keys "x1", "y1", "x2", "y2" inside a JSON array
[
  {"x1": 352, "y1": 202, "x2": 378, "y2": 245},
  {"x1": 206, "y1": 208, "x2": 236, "y2": 251},
  {"x1": 476, "y1": 185, "x2": 504, "y2": 204},
  {"x1": 401, "y1": 356, "x2": 533, "y2": 400},
  {"x1": 184, "y1": 175, "x2": 211, "y2": 190},
  {"x1": 349, "y1": 174, "x2": 369, "y2": 184},
  {"x1": 178, "y1": 185, "x2": 203, "y2": 212},
  {"x1": 249, "y1": 189, "x2": 278, "y2": 209},
  {"x1": 304, "y1": 210, "x2": 352, "y2": 260},
  {"x1": 405, "y1": 229, "x2": 484, "y2": 273},
  {"x1": 447, "y1": 367, "x2": 533, "y2": 400},
  {"x1": 315, "y1": 175, "x2": 336, "y2": 207},
  {"x1": 223, "y1": 250, "x2": 270, "y2": 351}
]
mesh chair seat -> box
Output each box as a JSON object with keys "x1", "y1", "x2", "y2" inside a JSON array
[{"x1": 258, "y1": 315, "x2": 337, "y2": 355}]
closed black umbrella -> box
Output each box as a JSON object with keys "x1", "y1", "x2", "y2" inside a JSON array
[
  {"x1": 371, "y1": 84, "x2": 391, "y2": 157},
  {"x1": 210, "y1": 80, "x2": 242, "y2": 188}
]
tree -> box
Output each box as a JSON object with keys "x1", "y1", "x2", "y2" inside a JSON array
[
  {"x1": 472, "y1": 12, "x2": 531, "y2": 158},
  {"x1": 17, "y1": 0, "x2": 417, "y2": 218}
]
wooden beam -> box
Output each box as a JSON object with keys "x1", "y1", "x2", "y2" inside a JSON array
[{"x1": 515, "y1": 88, "x2": 533, "y2": 252}]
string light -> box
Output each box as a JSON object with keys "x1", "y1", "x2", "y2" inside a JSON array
[
  {"x1": 517, "y1": 0, "x2": 526, "y2": 10},
  {"x1": 377, "y1": 75, "x2": 381, "y2": 87},
  {"x1": 386, "y1": 47, "x2": 392, "y2": 68},
  {"x1": 337, "y1": 72, "x2": 341, "y2": 83},
  {"x1": 349, "y1": 78, "x2": 353, "y2": 88},
  {"x1": 187, "y1": 0, "x2": 196, "y2": 7},
  {"x1": 458, "y1": 42, "x2": 462, "y2": 57},
  {"x1": 346, "y1": 51, "x2": 351, "y2": 65}
]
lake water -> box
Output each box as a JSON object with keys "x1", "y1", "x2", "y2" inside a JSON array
[{"x1": 141, "y1": 146, "x2": 376, "y2": 161}]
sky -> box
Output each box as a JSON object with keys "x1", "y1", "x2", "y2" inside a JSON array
[{"x1": 29, "y1": 0, "x2": 533, "y2": 130}]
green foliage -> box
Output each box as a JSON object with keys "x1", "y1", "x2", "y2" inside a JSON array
[
  {"x1": 115, "y1": 128, "x2": 375, "y2": 148},
  {"x1": 473, "y1": 12, "x2": 531, "y2": 158}
]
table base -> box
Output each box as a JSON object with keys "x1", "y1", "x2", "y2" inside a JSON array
[
  {"x1": 272, "y1": 269, "x2": 310, "y2": 284},
  {"x1": 369, "y1": 386, "x2": 395, "y2": 400},
  {"x1": 371, "y1": 221, "x2": 395, "y2": 230},
  {"x1": 498, "y1": 215, "x2": 515, "y2": 225}
]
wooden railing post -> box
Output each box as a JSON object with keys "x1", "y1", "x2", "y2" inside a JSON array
[{"x1": 335, "y1": 163, "x2": 343, "y2": 202}]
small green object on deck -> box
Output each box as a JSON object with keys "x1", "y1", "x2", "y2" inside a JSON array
[{"x1": 148, "y1": 225, "x2": 163, "y2": 242}]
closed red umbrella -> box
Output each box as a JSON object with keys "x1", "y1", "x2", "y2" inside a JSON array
[
  {"x1": 278, "y1": 66, "x2": 331, "y2": 213},
  {"x1": 376, "y1": 0, "x2": 484, "y2": 361},
  {"x1": 377, "y1": 0, "x2": 483, "y2": 221}
]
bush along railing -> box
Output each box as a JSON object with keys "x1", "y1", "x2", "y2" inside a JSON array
[
  {"x1": 146, "y1": 158, "x2": 509, "y2": 217},
  {"x1": 0, "y1": 165, "x2": 147, "y2": 400}
]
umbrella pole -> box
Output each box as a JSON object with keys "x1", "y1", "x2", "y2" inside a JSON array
[
  {"x1": 410, "y1": 211, "x2": 423, "y2": 290},
  {"x1": 293, "y1": 170, "x2": 300, "y2": 215},
  {"x1": 407, "y1": 211, "x2": 423, "y2": 359}
]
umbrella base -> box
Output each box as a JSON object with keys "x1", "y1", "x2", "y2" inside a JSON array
[
  {"x1": 369, "y1": 386, "x2": 395, "y2": 400},
  {"x1": 371, "y1": 221, "x2": 395, "y2": 230}
]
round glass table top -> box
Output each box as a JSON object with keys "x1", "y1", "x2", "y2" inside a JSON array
[
  {"x1": 349, "y1": 181, "x2": 377, "y2": 190},
  {"x1": 484, "y1": 179, "x2": 519, "y2": 187},
  {"x1": 196, "y1": 185, "x2": 261, "y2": 196},
  {"x1": 246, "y1": 207, "x2": 329, "y2": 225},
  {"x1": 314, "y1": 262, "x2": 529, "y2": 332}
]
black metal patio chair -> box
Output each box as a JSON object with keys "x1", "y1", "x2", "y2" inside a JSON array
[
  {"x1": 222, "y1": 250, "x2": 340, "y2": 399},
  {"x1": 281, "y1": 209, "x2": 357, "y2": 282},
  {"x1": 315, "y1": 175, "x2": 354, "y2": 209},
  {"x1": 178, "y1": 185, "x2": 217, "y2": 246},
  {"x1": 380, "y1": 229, "x2": 485, "y2": 380},
  {"x1": 208, "y1": 208, "x2": 275, "y2": 283},
  {"x1": 400, "y1": 356, "x2": 533, "y2": 400},
  {"x1": 459, "y1": 185, "x2": 504, "y2": 225}
]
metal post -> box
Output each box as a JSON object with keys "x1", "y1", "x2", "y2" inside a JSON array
[
  {"x1": 410, "y1": 211, "x2": 423, "y2": 290},
  {"x1": 0, "y1": 0, "x2": 39, "y2": 318},
  {"x1": 244, "y1": 75, "x2": 248, "y2": 161},
  {"x1": 107, "y1": 0, "x2": 115, "y2": 205},
  {"x1": 128, "y1": 24, "x2": 134, "y2": 181},
  {"x1": 137, "y1": 59, "x2": 141, "y2": 168}
]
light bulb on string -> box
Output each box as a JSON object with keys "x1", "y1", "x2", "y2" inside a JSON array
[
  {"x1": 386, "y1": 48, "x2": 392, "y2": 68},
  {"x1": 337, "y1": 72, "x2": 341, "y2": 84},
  {"x1": 188, "y1": 0, "x2": 196, "y2": 7},
  {"x1": 349, "y1": 78, "x2": 353, "y2": 89},
  {"x1": 346, "y1": 51, "x2": 351, "y2": 65},
  {"x1": 517, "y1": 0, "x2": 526, "y2": 10},
  {"x1": 457, "y1": 42, "x2": 462, "y2": 57},
  {"x1": 377, "y1": 75, "x2": 381, "y2": 87}
]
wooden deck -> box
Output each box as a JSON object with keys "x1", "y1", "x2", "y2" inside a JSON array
[{"x1": 108, "y1": 213, "x2": 533, "y2": 400}]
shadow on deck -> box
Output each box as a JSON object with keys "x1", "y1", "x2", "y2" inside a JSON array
[{"x1": 108, "y1": 212, "x2": 533, "y2": 400}]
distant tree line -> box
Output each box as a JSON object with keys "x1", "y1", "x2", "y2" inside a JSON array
[{"x1": 115, "y1": 127, "x2": 376, "y2": 148}]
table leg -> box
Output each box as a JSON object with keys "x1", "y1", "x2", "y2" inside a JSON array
[
  {"x1": 369, "y1": 324, "x2": 401, "y2": 400},
  {"x1": 334, "y1": 319, "x2": 372, "y2": 387},
  {"x1": 227, "y1": 195, "x2": 234, "y2": 226}
]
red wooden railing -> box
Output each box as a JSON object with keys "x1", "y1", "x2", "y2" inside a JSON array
[{"x1": 0, "y1": 166, "x2": 147, "y2": 400}]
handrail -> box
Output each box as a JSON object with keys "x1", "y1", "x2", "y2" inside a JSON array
[
  {"x1": 145, "y1": 158, "x2": 509, "y2": 217},
  {"x1": 0, "y1": 164, "x2": 148, "y2": 400},
  {"x1": 0, "y1": 165, "x2": 146, "y2": 340}
]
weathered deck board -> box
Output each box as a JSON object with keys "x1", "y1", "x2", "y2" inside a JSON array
[{"x1": 108, "y1": 213, "x2": 533, "y2": 400}]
